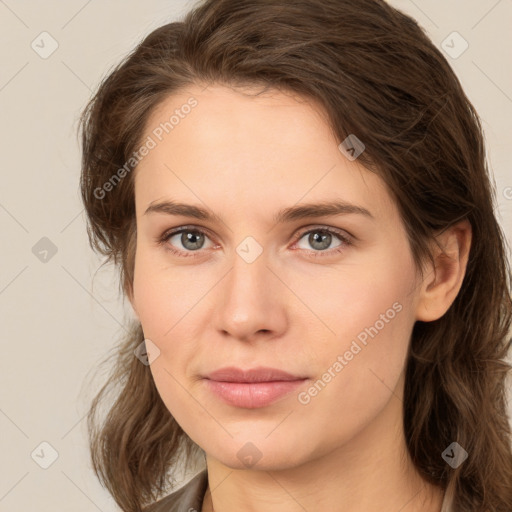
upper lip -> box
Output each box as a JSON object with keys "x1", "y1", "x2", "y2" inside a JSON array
[{"x1": 204, "y1": 366, "x2": 306, "y2": 383}]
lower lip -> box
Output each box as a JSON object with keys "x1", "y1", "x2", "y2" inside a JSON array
[{"x1": 203, "y1": 379, "x2": 307, "y2": 408}]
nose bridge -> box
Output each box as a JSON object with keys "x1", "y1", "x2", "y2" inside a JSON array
[
  {"x1": 225, "y1": 246, "x2": 269, "y2": 316},
  {"x1": 213, "y1": 242, "x2": 283, "y2": 339}
]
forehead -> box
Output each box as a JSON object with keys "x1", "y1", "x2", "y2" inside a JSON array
[
  {"x1": 133, "y1": 83, "x2": 397, "y2": 224},
  {"x1": 142, "y1": 83, "x2": 334, "y2": 159}
]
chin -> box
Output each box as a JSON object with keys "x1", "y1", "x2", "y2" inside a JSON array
[{"x1": 204, "y1": 436, "x2": 315, "y2": 472}]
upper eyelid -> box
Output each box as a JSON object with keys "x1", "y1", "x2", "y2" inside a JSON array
[{"x1": 292, "y1": 225, "x2": 352, "y2": 240}]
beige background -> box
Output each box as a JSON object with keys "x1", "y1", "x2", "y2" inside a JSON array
[{"x1": 1, "y1": 1, "x2": 511, "y2": 510}]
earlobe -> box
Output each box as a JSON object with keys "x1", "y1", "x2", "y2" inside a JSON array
[{"x1": 415, "y1": 219, "x2": 472, "y2": 322}]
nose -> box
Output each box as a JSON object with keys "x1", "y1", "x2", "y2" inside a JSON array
[{"x1": 211, "y1": 248, "x2": 288, "y2": 343}]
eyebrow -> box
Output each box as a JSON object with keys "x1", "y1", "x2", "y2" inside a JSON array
[{"x1": 144, "y1": 199, "x2": 374, "y2": 223}]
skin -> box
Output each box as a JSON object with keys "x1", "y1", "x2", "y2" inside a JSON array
[{"x1": 129, "y1": 83, "x2": 472, "y2": 512}]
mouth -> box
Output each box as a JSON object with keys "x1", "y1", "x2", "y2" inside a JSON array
[{"x1": 202, "y1": 366, "x2": 308, "y2": 408}]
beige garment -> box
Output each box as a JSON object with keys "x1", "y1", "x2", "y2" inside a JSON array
[{"x1": 143, "y1": 469, "x2": 208, "y2": 512}]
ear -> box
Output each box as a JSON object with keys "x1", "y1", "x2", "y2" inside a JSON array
[{"x1": 415, "y1": 219, "x2": 472, "y2": 322}]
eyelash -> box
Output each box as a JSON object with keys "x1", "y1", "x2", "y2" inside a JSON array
[{"x1": 157, "y1": 225, "x2": 353, "y2": 259}]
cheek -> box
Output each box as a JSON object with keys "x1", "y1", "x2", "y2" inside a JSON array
[
  {"x1": 295, "y1": 249, "x2": 415, "y2": 355},
  {"x1": 132, "y1": 250, "x2": 208, "y2": 386},
  {"x1": 133, "y1": 257, "x2": 203, "y2": 427},
  {"x1": 132, "y1": 248, "x2": 195, "y2": 339},
  {"x1": 299, "y1": 255, "x2": 416, "y2": 429}
]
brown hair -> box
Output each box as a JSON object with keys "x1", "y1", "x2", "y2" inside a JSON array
[{"x1": 79, "y1": 0, "x2": 512, "y2": 510}]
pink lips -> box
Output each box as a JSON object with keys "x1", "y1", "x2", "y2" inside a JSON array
[{"x1": 203, "y1": 366, "x2": 308, "y2": 409}]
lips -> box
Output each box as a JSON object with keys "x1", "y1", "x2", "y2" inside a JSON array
[{"x1": 202, "y1": 366, "x2": 308, "y2": 408}]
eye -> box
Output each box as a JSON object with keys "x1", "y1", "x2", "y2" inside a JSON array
[
  {"x1": 292, "y1": 227, "x2": 353, "y2": 257},
  {"x1": 158, "y1": 226, "x2": 216, "y2": 257}
]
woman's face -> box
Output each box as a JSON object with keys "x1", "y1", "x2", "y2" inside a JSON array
[{"x1": 131, "y1": 84, "x2": 425, "y2": 470}]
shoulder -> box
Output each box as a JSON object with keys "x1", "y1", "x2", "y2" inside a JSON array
[{"x1": 143, "y1": 469, "x2": 209, "y2": 512}]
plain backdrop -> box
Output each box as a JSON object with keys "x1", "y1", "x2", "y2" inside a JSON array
[{"x1": 1, "y1": 1, "x2": 511, "y2": 510}]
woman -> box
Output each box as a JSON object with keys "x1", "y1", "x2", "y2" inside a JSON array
[{"x1": 79, "y1": 0, "x2": 512, "y2": 511}]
